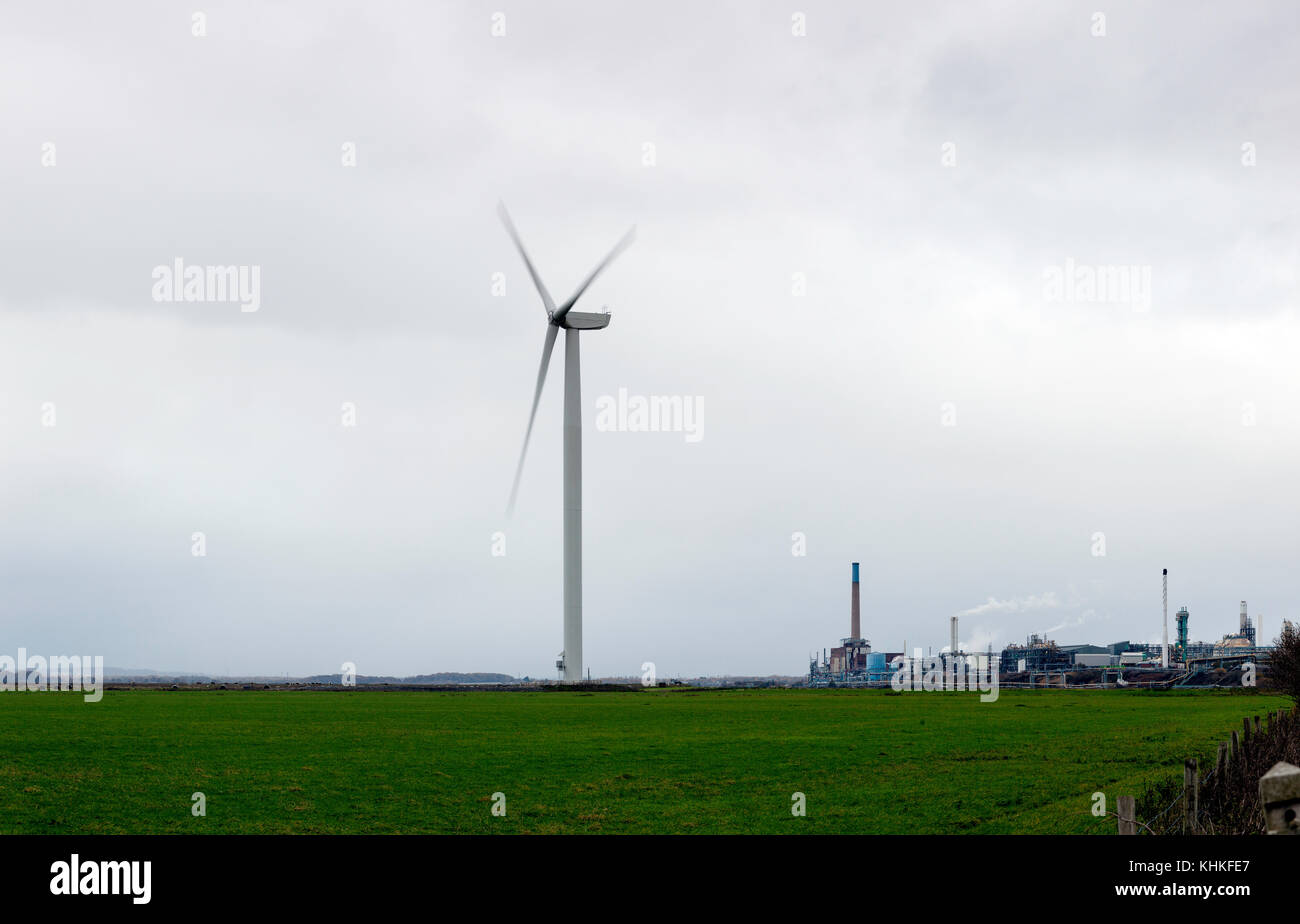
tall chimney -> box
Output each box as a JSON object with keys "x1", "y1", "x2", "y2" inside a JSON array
[
  {"x1": 1240, "y1": 600, "x2": 1248, "y2": 635},
  {"x1": 1161, "y1": 568, "x2": 1168, "y2": 669},
  {"x1": 851, "y1": 562, "x2": 861, "y2": 639},
  {"x1": 950, "y1": 615, "x2": 959, "y2": 656}
]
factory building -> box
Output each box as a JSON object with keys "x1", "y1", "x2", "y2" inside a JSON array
[
  {"x1": 999, "y1": 634, "x2": 1073, "y2": 673},
  {"x1": 996, "y1": 589, "x2": 1275, "y2": 673},
  {"x1": 1214, "y1": 601, "x2": 1257, "y2": 652},
  {"x1": 1172, "y1": 601, "x2": 1267, "y2": 661},
  {"x1": 810, "y1": 563, "x2": 889, "y2": 686},
  {"x1": 808, "y1": 564, "x2": 1276, "y2": 685},
  {"x1": 998, "y1": 636, "x2": 1157, "y2": 672},
  {"x1": 1062, "y1": 645, "x2": 1113, "y2": 668}
]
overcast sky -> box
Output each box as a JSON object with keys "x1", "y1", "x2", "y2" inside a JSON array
[{"x1": 1, "y1": 1, "x2": 1297, "y2": 678}]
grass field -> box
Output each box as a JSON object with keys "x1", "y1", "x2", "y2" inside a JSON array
[{"x1": 0, "y1": 688, "x2": 1287, "y2": 834}]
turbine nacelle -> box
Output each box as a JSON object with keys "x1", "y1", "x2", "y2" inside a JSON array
[{"x1": 554, "y1": 310, "x2": 611, "y2": 331}]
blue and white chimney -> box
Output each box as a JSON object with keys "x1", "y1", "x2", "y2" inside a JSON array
[{"x1": 851, "y1": 562, "x2": 861, "y2": 639}]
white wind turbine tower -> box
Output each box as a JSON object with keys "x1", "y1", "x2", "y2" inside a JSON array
[{"x1": 499, "y1": 202, "x2": 636, "y2": 683}]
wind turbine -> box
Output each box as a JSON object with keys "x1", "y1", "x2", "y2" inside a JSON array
[{"x1": 499, "y1": 202, "x2": 635, "y2": 683}]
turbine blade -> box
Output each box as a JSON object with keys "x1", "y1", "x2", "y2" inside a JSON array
[
  {"x1": 498, "y1": 201, "x2": 556, "y2": 315},
  {"x1": 507, "y1": 324, "x2": 559, "y2": 516},
  {"x1": 552, "y1": 226, "x2": 636, "y2": 323}
]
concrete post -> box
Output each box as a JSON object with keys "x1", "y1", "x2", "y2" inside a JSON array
[{"x1": 1260, "y1": 762, "x2": 1300, "y2": 835}]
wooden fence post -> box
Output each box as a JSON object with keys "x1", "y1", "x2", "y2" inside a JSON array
[
  {"x1": 1184, "y1": 758, "x2": 1199, "y2": 833},
  {"x1": 1254, "y1": 715, "x2": 1261, "y2": 738},
  {"x1": 1231, "y1": 729, "x2": 1240, "y2": 765},
  {"x1": 1118, "y1": 795, "x2": 1136, "y2": 835},
  {"x1": 1243, "y1": 716, "x2": 1252, "y2": 750}
]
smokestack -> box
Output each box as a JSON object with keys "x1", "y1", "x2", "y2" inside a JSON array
[
  {"x1": 1240, "y1": 600, "x2": 1248, "y2": 635},
  {"x1": 851, "y1": 562, "x2": 861, "y2": 639},
  {"x1": 950, "y1": 615, "x2": 959, "y2": 656},
  {"x1": 1161, "y1": 569, "x2": 1168, "y2": 669}
]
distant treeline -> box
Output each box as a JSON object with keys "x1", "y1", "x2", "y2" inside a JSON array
[{"x1": 302, "y1": 673, "x2": 517, "y2": 685}]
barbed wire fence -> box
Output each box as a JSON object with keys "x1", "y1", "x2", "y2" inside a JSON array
[{"x1": 1115, "y1": 707, "x2": 1298, "y2": 835}]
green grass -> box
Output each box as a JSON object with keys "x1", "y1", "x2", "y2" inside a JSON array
[{"x1": 0, "y1": 688, "x2": 1286, "y2": 833}]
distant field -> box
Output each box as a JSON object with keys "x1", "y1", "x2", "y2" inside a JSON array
[{"x1": 0, "y1": 688, "x2": 1287, "y2": 834}]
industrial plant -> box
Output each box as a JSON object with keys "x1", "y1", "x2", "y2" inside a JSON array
[{"x1": 809, "y1": 564, "x2": 1280, "y2": 688}]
